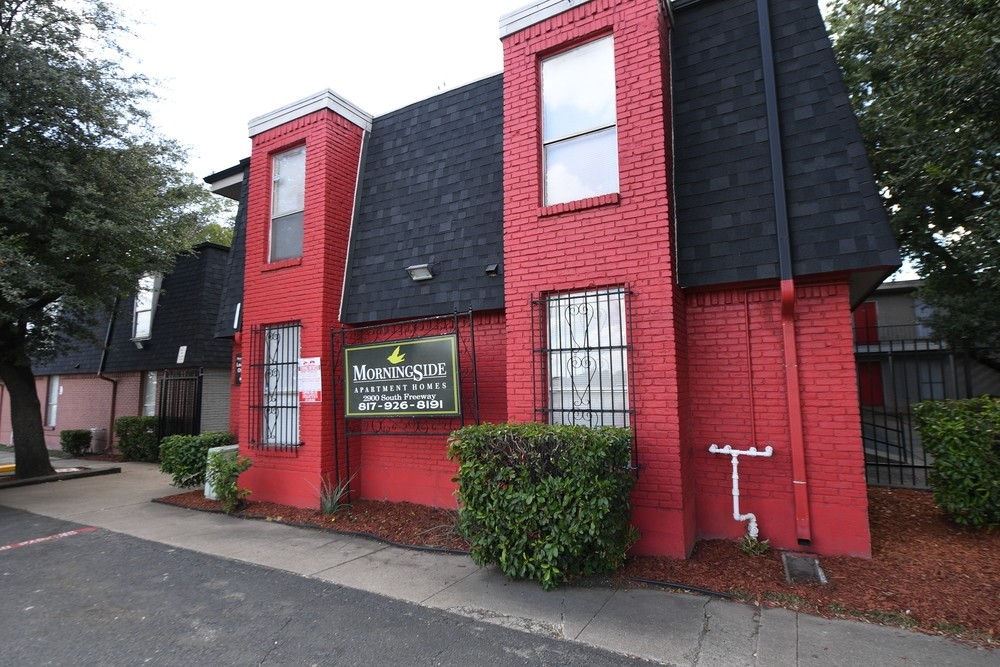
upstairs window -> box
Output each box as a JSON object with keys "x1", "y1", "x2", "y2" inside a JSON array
[
  {"x1": 541, "y1": 35, "x2": 618, "y2": 206},
  {"x1": 270, "y1": 146, "x2": 305, "y2": 262},
  {"x1": 133, "y1": 273, "x2": 161, "y2": 340}
]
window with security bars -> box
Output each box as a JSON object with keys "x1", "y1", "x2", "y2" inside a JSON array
[
  {"x1": 542, "y1": 288, "x2": 630, "y2": 427},
  {"x1": 248, "y1": 322, "x2": 301, "y2": 447}
]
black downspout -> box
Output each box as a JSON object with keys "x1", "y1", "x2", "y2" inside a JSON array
[
  {"x1": 756, "y1": 0, "x2": 812, "y2": 546},
  {"x1": 96, "y1": 297, "x2": 119, "y2": 453}
]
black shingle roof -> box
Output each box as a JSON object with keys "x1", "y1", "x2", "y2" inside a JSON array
[
  {"x1": 213, "y1": 161, "x2": 248, "y2": 338},
  {"x1": 34, "y1": 244, "x2": 232, "y2": 375},
  {"x1": 340, "y1": 75, "x2": 505, "y2": 324},
  {"x1": 217, "y1": 0, "x2": 897, "y2": 322},
  {"x1": 672, "y1": 0, "x2": 899, "y2": 296}
]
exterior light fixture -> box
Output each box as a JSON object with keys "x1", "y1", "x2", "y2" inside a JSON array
[
  {"x1": 405, "y1": 263, "x2": 434, "y2": 282},
  {"x1": 485, "y1": 263, "x2": 500, "y2": 276}
]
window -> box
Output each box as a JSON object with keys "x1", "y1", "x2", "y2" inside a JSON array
[
  {"x1": 913, "y1": 299, "x2": 936, "y2": 340},
  {"x1": 270, "y1": 147, "x2": 305, "y2": 262},
  {"x1": 142, "y1": 371, "x2": 157, "y2": 417},
  {"x1": 133, "y1": 274, "x2": 161, "y2": 340},
  {"x1": 917, "y1": 360, "x2": 945, "y2": 401},
  {"x1": 541, "y1": 35, "x2": 618, "y2": 206},
  {"x1": 249, "y1": 323, "x2": 300, "y2": 447},
  {"x1": 545, "y1": 288, "x2": 630, "y2": 427},
  {"x1": 45, "y1": 376, "x2": 59, "y2": 427}
]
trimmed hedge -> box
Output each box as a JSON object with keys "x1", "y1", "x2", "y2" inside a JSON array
[
  {"x1": 59, "y1": 429, "x2": 92, "y2": 457},
  {"x1": 914, "y1": 395, "x2": 1000, "y2": 529},
  {"x1": 159, "y1": 432, "x2": 235, "y2": 488},
  {"x1": 114, "y1": 416, "x2": 159, "y2": 462},
  {"x1": 448, "y1": 423, "x2": 637, "y2": 590}
]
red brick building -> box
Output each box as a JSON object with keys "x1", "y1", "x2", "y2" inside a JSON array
[{"x1": 207, "y1": 0, "x2": 899, "y2": 558}]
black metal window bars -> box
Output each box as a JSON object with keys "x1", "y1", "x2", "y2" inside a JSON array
[{"x1": 248, "y1": 322, "x2": 301, "y2": 450}]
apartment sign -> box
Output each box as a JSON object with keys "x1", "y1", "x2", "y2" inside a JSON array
[{"x1": 344, "y1": 335, "x2": 460, "y2": 418}]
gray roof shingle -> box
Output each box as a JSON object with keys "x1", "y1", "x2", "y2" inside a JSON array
[
  {"x1": 672, "y1": 0, "x2": 899, "y2": 294},
  {"x1": 340, "y1": 75, "x2": 505, "y2": 323}
]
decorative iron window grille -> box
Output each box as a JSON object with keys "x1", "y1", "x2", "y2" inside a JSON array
[
  {"x1": 248, "y1": 322, "x2": 301, "y2": 450},
  {"x1": 535, "y1": 288, "x2": 633, "y2": 429}
]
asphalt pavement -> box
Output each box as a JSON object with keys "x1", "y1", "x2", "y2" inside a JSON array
[{"x1": 0, "y1": 453, "x2": 995, "y2": 666}]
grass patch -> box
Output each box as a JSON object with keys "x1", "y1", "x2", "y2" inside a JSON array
[
  {"x1": 0, "y1": 444, "x2": 72, "y2": 459},
  {"x1": 763, "y1": 592, "x2": 808, "y2": 606}
]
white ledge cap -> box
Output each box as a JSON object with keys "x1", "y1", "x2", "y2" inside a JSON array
[{"x1": 248, "y1": 89, "x2": 373, "y2": 137}]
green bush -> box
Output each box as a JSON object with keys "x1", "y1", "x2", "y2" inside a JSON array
[
  {"x1": 448, "y1": 422, "x2": 637, "y2": 590},
  {"x1": 159, "y1": 432, "x2": 235, "y2": 488},
  {"x1": 914, "y1": 395, "x2": 1000, "y2": 529},
  {"x1": 207, "y1": 449, "x2": 252, "y2": 514},
  {"x1": 59, "y1": 429, "x2": 92, "y2": 457},
  {"x1": 114, "y1": 416, "x2": 159, "y2": 462}
]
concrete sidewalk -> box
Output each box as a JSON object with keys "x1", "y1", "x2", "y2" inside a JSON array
[{"x1": 0, "y1": 456, "x2": 994, "y2": 666}]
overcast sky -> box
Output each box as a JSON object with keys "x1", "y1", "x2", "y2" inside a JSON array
[
  {"x1": 112, "y1": 0, "x2": 834, "y2": 181},
  {"x1": 111, "y1": 0, "x2": 528, "y2": 179}
]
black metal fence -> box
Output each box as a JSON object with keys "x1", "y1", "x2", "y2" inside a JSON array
[
  {"x1": 856, "y1": 326, "x2": 1000, "y2": 488},
  {"x1": 156, "y1": 369, "x2": 203, "y2": 442}
]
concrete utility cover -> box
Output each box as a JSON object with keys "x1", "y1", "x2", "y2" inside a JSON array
[{"x1": 781, "y1": 552, "x2": 828, "y2": 585}]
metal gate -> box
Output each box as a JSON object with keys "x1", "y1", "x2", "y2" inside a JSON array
[
  {"x1": 157, "y1": 369, "x2": 203, "y2": 441},
  {"x1": 856, "y1": 328, "x2": 1000, "y2": 488}
]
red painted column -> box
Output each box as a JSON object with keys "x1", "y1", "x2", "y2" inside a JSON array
[
  {"x1": 501, "y1": 0, "x2": 695, "y2": 557},
  {"x1": 238, "y1": 101, "x2": 366, "y2": 508}
]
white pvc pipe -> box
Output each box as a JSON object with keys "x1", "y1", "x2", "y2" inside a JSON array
[{"x1": 708, "y1": 444, "x2": 774, "y2": 539}]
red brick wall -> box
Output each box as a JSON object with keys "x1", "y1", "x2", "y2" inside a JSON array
[
  {"x1": 688, "y1": 282, "x2": 871, "y2": 556},
  {"x1": 357, "y1": 312, "x2": 507, "y2": 508},
  {"x1": 239, "y1": 109, "x2": 365, "y2": 508},
  {"x1": 501, "y1": 0, "x2": 692, "y2": 556}
]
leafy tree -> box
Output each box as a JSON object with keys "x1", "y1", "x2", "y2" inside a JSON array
[
  {"x1": 828, "y1": 0, "x2": 1000, "y2": 368},
  {"x1": 0, "y1": 0, "x2": 213, "y2": 477},
  {"x1": 193, "y1": 215, "x2": 236, "y2": 248}
]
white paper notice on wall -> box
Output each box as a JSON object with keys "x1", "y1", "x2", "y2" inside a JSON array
[
  {"x1": 298, "y1": 357, "x2": 322, "y2": 403},
  {"x1": 176, "y1": 346, "x2": 187, "y2": 364}
]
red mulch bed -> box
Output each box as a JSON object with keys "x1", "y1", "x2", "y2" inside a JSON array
[{"x1": 156, "y1": 486, "x2": 998, "y2": 647}]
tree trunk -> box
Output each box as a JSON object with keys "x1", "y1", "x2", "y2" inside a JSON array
[{"x1": 0, "y1": 357, "x2": 55, "y2": 478}]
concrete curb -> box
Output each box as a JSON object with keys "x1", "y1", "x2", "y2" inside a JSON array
[{"x1": 0, "y1": 465, "x2": 121, "y2": 489}]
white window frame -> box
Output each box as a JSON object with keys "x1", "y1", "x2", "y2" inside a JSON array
[
  {"x1": 270, "y1": 146, "x2": 305, "y2": 262},
  {"x1": 546, "y1": 288, "x2": 630, "y2": 428},
  {"x1": 142, "y1": 371, "x2": 157, "y2": 417},
  {"x1": 132, "y1": 273, "x2": 162, "y2": 341},
  {"x1": 44, "y1": 375, "x2": 60, "y2": 427},
  {"x1": 262, "y1": 323, "x2": 300, "y2": 445},
  {"x1": 541, "y1": 35, "x2": 619, "y2": 206}
]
